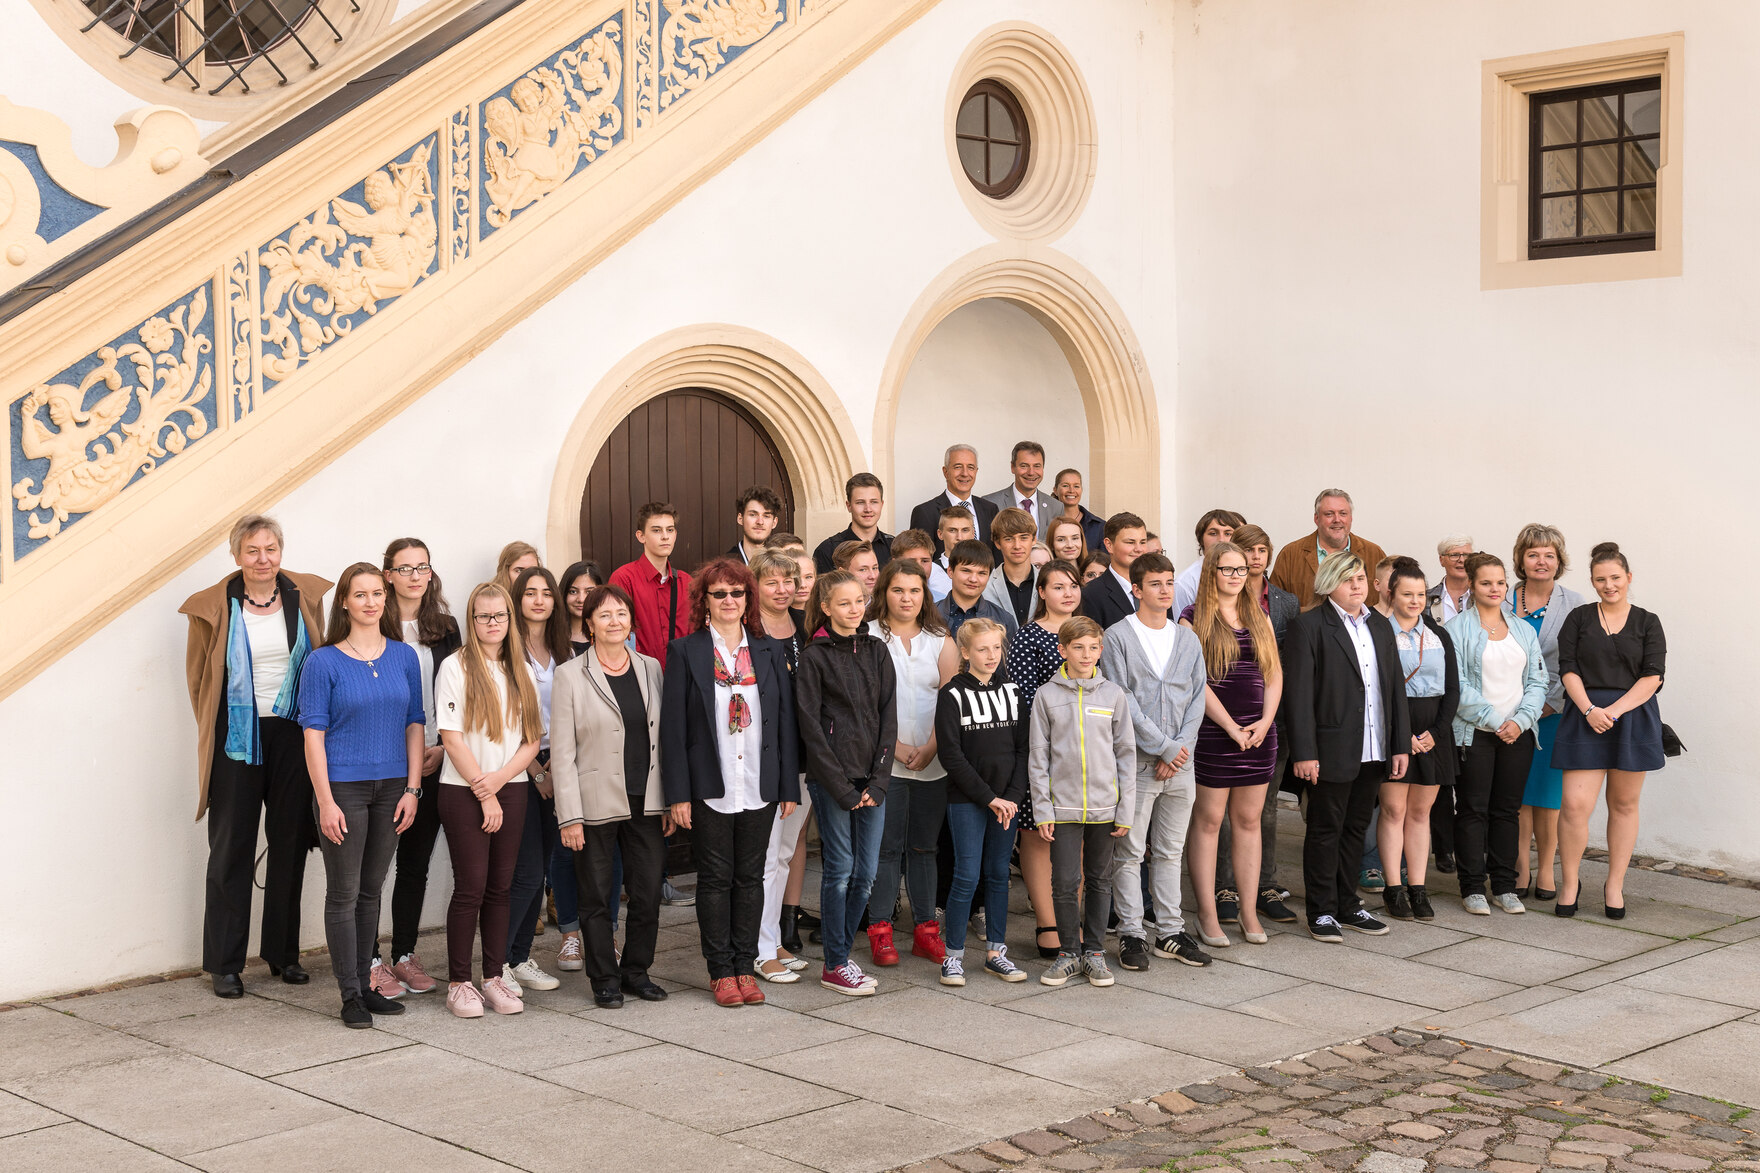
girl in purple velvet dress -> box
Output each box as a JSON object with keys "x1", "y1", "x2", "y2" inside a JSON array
[{"x1": 1179, "y1": 542, "x2": 1282, "y2": 949}]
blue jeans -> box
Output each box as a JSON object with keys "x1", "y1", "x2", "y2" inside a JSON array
[
  {"x1": 809, "y1": 781, "x2": 884, "y2": 969},
  {"x1": 548, "y1": 840, "x2": 581, "y2": 933},
  {"x1": 943, "y1": 801, "x2": 1016, "y2": 956}
]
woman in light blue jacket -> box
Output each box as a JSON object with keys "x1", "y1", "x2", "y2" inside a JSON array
[{"x1": 1445, "y1": 552, "x2": 1549, "y2": 918}]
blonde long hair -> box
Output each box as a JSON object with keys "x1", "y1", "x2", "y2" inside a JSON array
[
  {"x1": 460, "y1": 581, "x2": 543, "y2": 744},
  {"x1": 1192, "y1": 542, "x2": 1280, "y2": 684}
]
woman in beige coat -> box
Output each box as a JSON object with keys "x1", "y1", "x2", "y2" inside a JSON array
[{"x1": 552, "y1": 584, "x2": 669, "y2": 1009}]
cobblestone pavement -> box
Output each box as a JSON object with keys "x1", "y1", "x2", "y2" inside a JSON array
[{"x1": 894, "y1": 1029, "x2": 1760, "y2": 1173}]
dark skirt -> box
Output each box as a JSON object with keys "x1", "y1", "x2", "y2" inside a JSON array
[
  {"x1": 1551, "y1": 688, "x2": 1665, "y2": 773},
  {"x1": 1402, "y1": 694, "x2": 1455, "y2": 787}
]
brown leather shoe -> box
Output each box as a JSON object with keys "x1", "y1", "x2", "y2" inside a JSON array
[
  {"x1": 736, "y1": 974, "x2": 765, "y2": 1005},
  {"x1": 712, "y1": 976, "x2": 744, "y2": 1007}
]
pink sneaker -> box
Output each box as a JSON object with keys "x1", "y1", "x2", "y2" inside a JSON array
[
  {"x1": 447, "y1": 982, "x2": 484, "y2": 1018},
  {"x1": 482, "y1": 975, "x2": 525, "y2": 1014},
  {"x1": 368, "y1": 960, "x2": 407, "y2": 999},
  {"x1": 390, "y1": 953, "x2": 436, "y2": 994},
  {"x1": 819, "y1": 961, "x2": 877, "y2": 996}
]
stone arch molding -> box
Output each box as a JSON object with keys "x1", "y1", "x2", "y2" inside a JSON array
[
  {"x1": 548, "y1": 324, "x2": 865, "y2": 564},
  {"x1": 946, "y1": 22, "x2": 1097, "y2": 243},
  {"x1": 874, "y1": 243, "x2": 1159, "y2": 528}
]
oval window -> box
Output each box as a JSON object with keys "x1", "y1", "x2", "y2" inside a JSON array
[{"x1": 954, "y1": 80, "x2": 1031, "y2": 199}]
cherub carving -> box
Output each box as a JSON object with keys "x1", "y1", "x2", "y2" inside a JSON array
[{"x1": 482, "y1": 29, "x2": 623, "y2": 227}]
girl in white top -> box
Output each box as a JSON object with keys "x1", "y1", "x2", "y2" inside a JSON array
[
  {"x1": 436, "y1": 581, "x2": 542, "y2": 1019},
  {"x1": 863, "y1": 560, "x2": 960, "y2": 966}
]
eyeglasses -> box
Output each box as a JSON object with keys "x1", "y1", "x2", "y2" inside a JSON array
[
  {"x1": 1442, "y1": 552, "x2": 1470, "y2": 560},
  {"x1": 706, "y1": 588, "x2": 748, "y2": 600},
  {"x1": 1216, "y1": 566, "x2": 1250, "y2": 578},
  {"x1": 389, "y1": 563, "x2": 432, "y2": 577},
  {"x1": 473, "y1": 611, "x2": 510, "y2": 624}
]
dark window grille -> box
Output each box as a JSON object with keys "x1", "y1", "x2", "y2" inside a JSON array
[
  {"x1": 955, "y1": 79, "x2": 1031, "y2": 199},
  {"x1": 80, "y1": 0, "x2": 358, "y2": 95},
  {"x1": 1528, "y1": 77, "x2": 1661, "y2": 259}
]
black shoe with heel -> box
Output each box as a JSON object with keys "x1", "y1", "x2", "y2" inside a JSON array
[
  {"x1": 1604, "y1": 886, "x2": 1627, "y2": 919},
  {"x1": 1036, "y1": 926, "x2": 1061, "y2": 959},
  {"x1": 1407, "y1": 884, "x2": 1435, "y2": 921},
  {"x1": 780, "y1": 905, "x2": 803, "y2": 954},
  {"x1": 211, "y1": 973, "x2": 244, "y2": 999},
  {"x1": 1382, "y1": 885, "x2": 1413, "y2": 921},
  {"x1": 1555, "y1": 883, "x2": 1579, "y2": 918},
  {"x1": 270, "y1": 962, "x2": 310, "y2": 985}
]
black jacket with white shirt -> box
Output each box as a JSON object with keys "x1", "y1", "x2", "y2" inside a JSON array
[
  {"x1": 1284, "y1": 603, "x2": 1411, "y2": 783},
  {"x1": 910, "y1": 492, "x2": 999, "y2": 553}
]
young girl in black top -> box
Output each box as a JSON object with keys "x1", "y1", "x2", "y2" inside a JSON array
[
  {"x1": 1554, "y1": 542, "x2": 1666, "y2": 919},
  {"x1": 934, "y1": 618, "x2": 1029, "y2": 987}
]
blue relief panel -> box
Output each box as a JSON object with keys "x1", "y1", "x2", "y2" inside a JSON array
[
  {"x1": 11, "y1": 283, "x2": 217, "y2": 560},
  {"x1": 257, "y1": 134, "x2": 441, "y2": 386},
  {"x1": 0, "y1": 140, "x2": 107, "y2": 242},
  {"x1": 478, "y1": 13, "x2": 626, "y2": 241},
  {"x1": 657, "y1": 0, "x2": 787, "y2": 113}
]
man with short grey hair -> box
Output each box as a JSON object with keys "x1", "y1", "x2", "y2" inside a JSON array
[
  {"x1": 1427, "y1": 534, "x2": 1475, "y2": 624},
  {"x1": 1270, "y1": 488, "x2": 1388, "y2": 609},
  {"x1": 909, "y1": 443, "x2": 998, "y2": 553}
]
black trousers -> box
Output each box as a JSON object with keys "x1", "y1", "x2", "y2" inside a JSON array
[
  {"x1": 385, "y1": 767, "x2": 442, "y2": 961},
  {"x1": 575, "y1": 812, "x2": 666, "y2": 988},
  {"x1": 1456, "y1": 730, "x2": 1535, "y2": 898},
  {"x1": 315, "y1": 777, "x2": 402, "y2": 1001},
  {"x1": 203, "y1": 715, "x2": 316, "y2": 974},
  {"x1": 1301, "y1": 760, "x2": 1384, "y2": 921},
  {"x1": 1430, "y1": 779, "x2": 1458, "y2": 857},
  {"x1": 692, "y1": 800, "x2": 775, "y2": 981},
  {"x1": 1049, "y1": 822, "x2": 1117, "y2": 954}
]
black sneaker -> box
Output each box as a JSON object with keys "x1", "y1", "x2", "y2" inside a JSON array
[
  {"x1": 1408, "y1": 884, "x2": 1436, "y2": 921},
  {"x1": 1118, "y1": 936, "x2": 1151, "y2": 971},
  {"x1": 340, "y1": 997, "x2": 373, "y2": 1029},
  {"x1": 1343, "y1": 908, "x2": 1391, "y2": 935},
  {"x1": 1382, "y1": 885, "x2": 1413, "y2": 921},
  {"x1": 1257, "y1": 888, "x2": 1298, "y2": 924},
  {"x1": 1307, "y1": 916, "x2": 1344, "y2": 943},
  {"x1": 1215, "y1": 888, "x2": 1240, "y2": 925},
  {"x1": 1154, "y1": 932, "x2": 1211, "y2": 967},
  {"x1": 361, "y1": 988, "x2": 406, "y2": 1015}
]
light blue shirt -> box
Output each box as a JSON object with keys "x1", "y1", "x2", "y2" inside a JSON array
[
  {"x1": 1392, "y1": 615, "x2": 1447, "y2": 699},
  {"x1": 1331, "y1": 600, "x2": 1385, "y2": 762}
]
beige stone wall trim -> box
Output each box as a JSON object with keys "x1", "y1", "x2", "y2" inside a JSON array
[
  {"x1": 873, "y1": 242, "x2": 1159, "y2": 531},
  {"x1": 1481, "y1": 32, "x2": 1684, "y2": 290},
  {"x1": 0, "y1": 0, "x2": 941, "y2": 702},
  {"x1": 545, "y1": 325, "x2": 866, "y2": 567}
]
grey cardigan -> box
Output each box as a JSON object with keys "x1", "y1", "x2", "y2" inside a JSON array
[
  {"x1": 1098, "y1": 617, "x2": 1206, "y2": 770},
  {"x1": 1504, "y1": 583, "x2": 1585, "y2": 711},
  {"x1": 550, "y1": 649, "x2": 665, "y2": 828}
]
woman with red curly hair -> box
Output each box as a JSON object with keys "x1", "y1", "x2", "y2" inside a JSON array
[{"x1": 660, "y1": 558, "x2": 800, "y2": 1007}]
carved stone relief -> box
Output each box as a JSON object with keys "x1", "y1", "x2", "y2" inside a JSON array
[{"x1": 658, "y1": 0, "x2": 786, "y2": 112}]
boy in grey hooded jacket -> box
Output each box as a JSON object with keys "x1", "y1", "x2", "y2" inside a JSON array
[
  {"x1": 1098, "y1": 553, "x2": 1209, "y2": 969},
  {"x1": 1028, "y1": 617, "x2": 1135, "y2": 985}
]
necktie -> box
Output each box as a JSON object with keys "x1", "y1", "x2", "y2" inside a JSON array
[{"x1": 1021, "y1": 497, "x2": 1032, "y2": 511}]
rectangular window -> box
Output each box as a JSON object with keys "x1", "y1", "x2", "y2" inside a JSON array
[{"x1": 1528, "y1": 77, "x2": 1661, "y2": 259}]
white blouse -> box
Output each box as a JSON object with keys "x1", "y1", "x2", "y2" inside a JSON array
[
  {"x1": 241, "y1": 607, "x2": 290, "y2": 717},
  {"x1": 435, "y1": 656, "x2": 533, "y2": 787},
  {"x1": 706, "y1": 627, "x2": 765, "y2": 815},
  {"x1": 1479, "y1": 634, "x2": 1527, "y2": 728},
  {"x1": 869, "y1": 619, "x2": 947, "y2": 781}
]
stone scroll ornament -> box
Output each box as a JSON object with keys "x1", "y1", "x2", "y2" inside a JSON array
[
  {"x1": 12, "y1": 286, "x2": 213, "y2": 547},
  {"x1": 258, "y1": 140, "x2": 439, "y2": 384},
  {"x1": 481, "y1": 22, "x2": 624, "y2": 230},
  {"x1": 659, "y1": 0, "x2": 785, "y2": 111}
]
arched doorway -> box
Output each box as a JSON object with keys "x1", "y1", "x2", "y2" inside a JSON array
[{"x1": 578, "y1": 388, "x2": 795, "y2": 574}]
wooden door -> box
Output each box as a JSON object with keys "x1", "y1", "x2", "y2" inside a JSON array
[{"x1": 579, "y1": 389, "x2": 795, "y2": 575}]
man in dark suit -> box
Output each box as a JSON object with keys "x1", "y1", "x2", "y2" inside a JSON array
[
  {"x1": 1080, "y1": 511, "x2": 1150, "y2": 629},
  {"x1": 1284, "y1": 550, "x2": 1411, "y2": 944},
  {"x1": 981, "y1": 440, "x2": 1057, "y2": 541},
  {"x1": 908, "y1": 443, "x2": 997, "y2": 554}
]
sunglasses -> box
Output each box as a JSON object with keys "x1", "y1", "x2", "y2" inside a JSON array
[{"x1": 707, "y1": 588, "x2": 747, "y2": 600}]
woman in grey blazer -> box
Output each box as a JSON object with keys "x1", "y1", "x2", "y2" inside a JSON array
[{"x1": 552, "y1": 584, "x2": 669, "y2": 1009}]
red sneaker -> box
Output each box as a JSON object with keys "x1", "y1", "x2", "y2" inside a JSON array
[
  {"x1": 712, "y1": 977, "x2": 744, "y2": 1007},
  {"x1": 736, "y1": 974, "x2": 765, "y2": 1005},
  {"x1": 911, "y1": 921, "x2": 947, "y2": 964},
  {"x1": 867, "y1": 921, "x2": 899, "y2": 966}
]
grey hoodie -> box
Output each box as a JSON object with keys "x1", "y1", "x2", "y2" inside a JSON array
[
  {"x1": 1098, "y1": 617, "x2": 1206, "y2": 769},
  {"x1": 1028, "y1": 665, "x2": 1136, "y2": 826}
]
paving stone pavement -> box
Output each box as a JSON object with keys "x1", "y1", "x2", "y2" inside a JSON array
[
  {"x1": 3, "y1": 818, "x2": 1759, "y2": 1172},
  {"x1": 890, "y1": 1030, "x2": 1760, "y2": 1173}
]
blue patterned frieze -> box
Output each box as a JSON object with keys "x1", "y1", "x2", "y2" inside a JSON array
[
  {"x1": 258, "y1": 136, "x2": 441, "y2": 385},
  {"x1": 633, "y1": 0, "x2": 658, "y2": 131},
  {"x1": 449, "y1": 106, "x2": 473, "y2": 265},
  {"x1": 0, "y1": 140, "x2": 106, "y2": 244},
  {"x1": 479, "y1": 15, "x2": 625, "y2": 237},
  {"x1": 11, "y1": 283, "x2": 216, "y2": 558},
  {"x1": 658, "y1": 0, "x2": 786, "y2": 113}
]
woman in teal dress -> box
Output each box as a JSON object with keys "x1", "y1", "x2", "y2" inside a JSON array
[{"x1": 1505, "y1": 524, "x2": 1582, "y2": 901}]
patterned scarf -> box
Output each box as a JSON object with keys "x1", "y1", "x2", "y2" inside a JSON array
[
  {"x1": 223, "y1": 594, "x2": 311, "y2": 764},
  {"x1": 713, "y1": 643, "x2": 756, "y2": 734}
]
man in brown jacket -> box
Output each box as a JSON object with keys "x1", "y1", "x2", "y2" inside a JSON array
[
  {"x1": 180, "y1": 514, "x2": 330, "y2": 998},
  {"x1": 1270, "y1": 488, "x2": 1388, "y2": 610}
]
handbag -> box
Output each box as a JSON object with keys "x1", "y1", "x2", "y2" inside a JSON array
[{"x1": 1661, "y1": 723, "x2": 1686, "y2": 758}]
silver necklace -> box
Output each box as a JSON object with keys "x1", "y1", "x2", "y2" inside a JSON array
[{"x1": 345, "y1": 635, "x2": 386, "y2": 677}]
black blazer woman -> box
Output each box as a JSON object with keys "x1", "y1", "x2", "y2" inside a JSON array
[
  {"x1": 1284, "y1": 552, "x2": 1410, "y2": 941},
  {"x1": 661, "y1": 559, "x2": 800, "y2": 1008}
]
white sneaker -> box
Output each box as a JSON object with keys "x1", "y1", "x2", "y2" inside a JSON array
[
  {"x1": 499, "y1": 964, "x2": 522, "y2": 997},
  {"x1": 509, "y1": 959, "x2": 559, "y2": 991},
  {"x1": 1463, "y1": 894, "x2": 1491, "y2": 916},
  {"x1": 1494, "y1": 892, "x2": 1527, "y2": 915},
  {"x1": 556, "y1": 933, "x2": 584, "y2": 972}
]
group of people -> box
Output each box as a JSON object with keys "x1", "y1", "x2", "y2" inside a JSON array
[{"x1": 183, "y1": 442, "x2": 1667, "y2": 1028}]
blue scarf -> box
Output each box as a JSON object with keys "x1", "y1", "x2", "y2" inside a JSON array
[{"x1": 223, "y1": 593, "x2": 311, "y2": 764}]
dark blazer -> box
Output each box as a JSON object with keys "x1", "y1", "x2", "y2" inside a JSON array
[
  {"x1": 812, "y1": 527, "x2": 894, "y2": 574},
  {"x1": 909, "y1": 493, "x2": 998, "y2": 554},
  {"x1": 1074, "y1": 506, "x2": 1106, "y2": 554},
  {"x1": 1081, "y1": 571, "x2": 1134, "y2": 630},
  {"x1": 1265, "y1": 584, "x2": 1300, "y2": 646},
  {"x1": 659, "y1": 629, "x2": 800, "y2": 806},
  {"x1": 1284, "y1": 603, "x2": 1412, "y2": 784}
]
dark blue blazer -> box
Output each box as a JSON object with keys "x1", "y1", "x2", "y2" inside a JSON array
[
  {"x1": 660, "y1": 628, "x2": 800, "y2": 805},
  {"x1": 1081, "y1": 571, "x2": 1134, "y2": 630}
]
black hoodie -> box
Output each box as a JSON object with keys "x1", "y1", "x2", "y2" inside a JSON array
[
  {"x1": 934, "y1": 670, "x2": 1029, "y2": 807},
  {"x1": 794, "y1": 627, "x2": 897, "y2": 809}
]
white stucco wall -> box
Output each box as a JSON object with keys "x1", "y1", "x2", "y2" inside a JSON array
[
  {"x1": 1169, "y1": 1, "x2": 1758, "y2": 872},
  {"x1": 0, "y1": 0, "x2": 1179, "y2": 999}
]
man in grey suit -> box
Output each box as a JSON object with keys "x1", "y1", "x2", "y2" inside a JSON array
[{"x1": 982, "y1": 440, "x2": 1058, "y2": 541}]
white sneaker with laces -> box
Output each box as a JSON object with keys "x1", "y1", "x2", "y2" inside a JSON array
[
  {"x1": 510, "y1": 959, "x2": 560, "y2": 991},
  {"x1": 1494, "y1": 892, "x2": 1526, "y2": 915},
  {"x1": 499, "y1": 964, "x2": 523, "y2": 996},
  {"x1": 556, "y1": 933, "x2": 584, "y2": 972}
]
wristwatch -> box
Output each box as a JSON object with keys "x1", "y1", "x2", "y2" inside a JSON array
[{"x1": 405, "y1": 786, "x2": 422, "y2": 797}]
